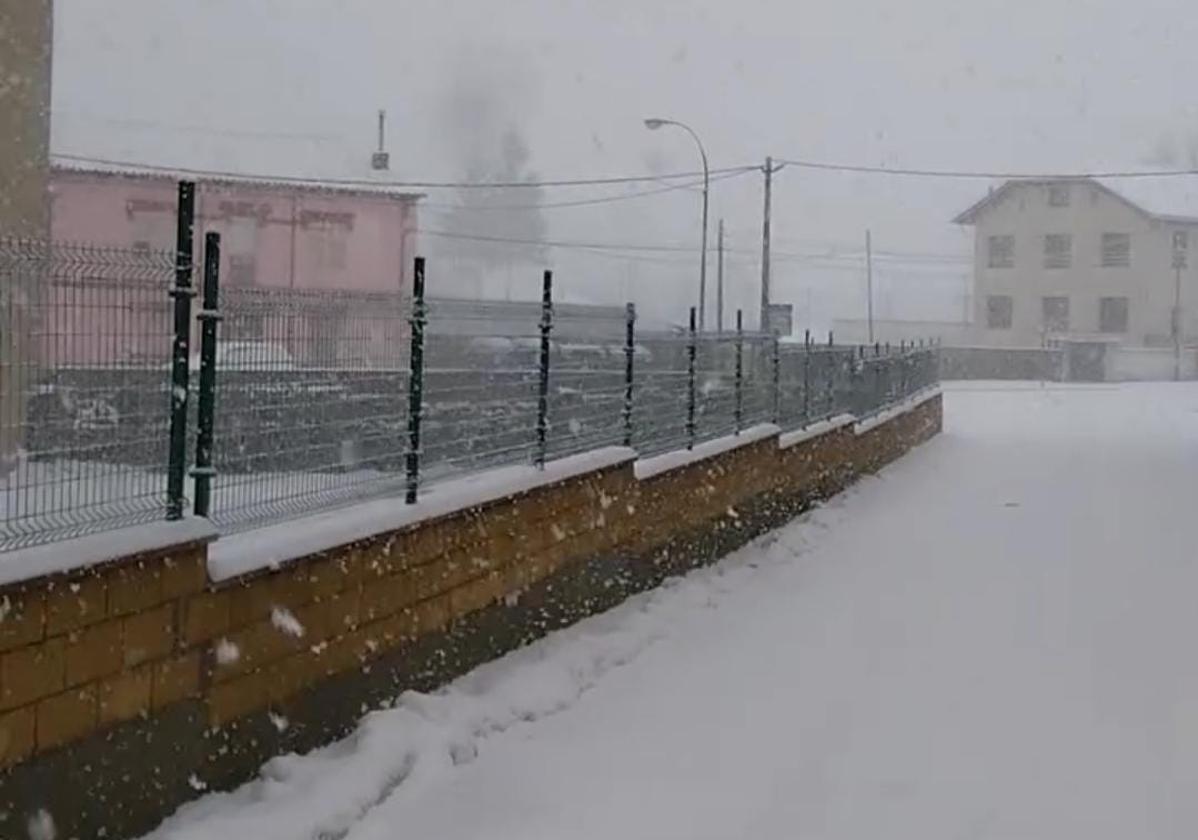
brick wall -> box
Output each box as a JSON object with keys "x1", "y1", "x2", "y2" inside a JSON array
[
  {"x1": 0, "y1": 544, "x2": 208, "y2": 768},
  {"x1": 0, "y1": 393, "x2": 941, "y2": 838}
]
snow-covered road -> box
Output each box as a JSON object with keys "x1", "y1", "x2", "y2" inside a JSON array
[{"x1": 148, "y1": 383, "x2": 1198, "y2": 840}]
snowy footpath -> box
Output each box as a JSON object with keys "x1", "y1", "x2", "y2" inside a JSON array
[{"x1": 144, "y1": 383, "x2": 1198, "y2": 839}]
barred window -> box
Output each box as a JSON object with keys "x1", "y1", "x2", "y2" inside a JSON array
[
  {"x1": 1044, "y1": 234, "x2": 1072, "y2": 269},
  {"x1": 1099, "y1": 297, "x2": 1129, "y2": 333},
  {"x1": 1042, "y1": 296, "x2": 1069, "y2": 331},
  {"x1": 1048, "y1": 184, "x2": 1071, "y2": 207},
  {"x1": 986, "y1": 295, "x2": 1013, "y2": 329},
  {"x1": 1101, "y1": 233, "x2": 1131, "y2": 268},
  {"x1": 987, "y1": 235, "x2": 1015, "y2": 269}
]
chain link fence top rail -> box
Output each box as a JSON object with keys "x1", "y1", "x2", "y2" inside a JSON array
[{"x1": 1, "y1": 238, "x2": 177, "y2": 551}]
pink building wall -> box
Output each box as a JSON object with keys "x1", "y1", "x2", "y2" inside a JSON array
[{"x1": 43, "y1": 168, "x2": 420, "y2": 366}]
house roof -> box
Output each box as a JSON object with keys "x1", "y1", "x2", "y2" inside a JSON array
[
  {"x1": 953, "y1": 176, "x2": 1198, "y2": 226},
  {"x1": 51, "y1": 161, "x2": 426, "y2": 204}
]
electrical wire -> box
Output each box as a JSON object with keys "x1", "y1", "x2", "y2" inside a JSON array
[
  {"x1": 419, "y1": 168, "x2": 755, "y2": 211},
  {"x1": 774, "y1": 157, "x2": 1198, "y2": 180},
  {"x1": 51, "y1": 151, "x2": 760, "y2": 190}
]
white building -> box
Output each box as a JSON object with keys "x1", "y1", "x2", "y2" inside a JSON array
[{"x1": 954, "y1": 178, "x2": 1198, "y2": 348}]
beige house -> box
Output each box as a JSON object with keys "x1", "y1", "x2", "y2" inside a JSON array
[{"x1": 955, "y1": 178, "x2": 1198, "y2": 348}]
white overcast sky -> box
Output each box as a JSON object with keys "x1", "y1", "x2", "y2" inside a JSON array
[{"x1": 50, "y1": 0, "x2": 1198, "y2": 325}]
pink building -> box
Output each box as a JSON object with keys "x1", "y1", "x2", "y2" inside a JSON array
[{"x1": 45, "y1": 166, "x2": 422, "y2": 366}]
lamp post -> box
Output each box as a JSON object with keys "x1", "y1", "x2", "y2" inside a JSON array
[{"x1": 645, "y1": 117, "x2": 709, "y2": 332}]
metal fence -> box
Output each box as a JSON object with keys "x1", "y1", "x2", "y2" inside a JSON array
[
  {"x1": 1, "y1": 183, "x2": 940, "y2": 550},
  {"x1": 207, "y1": 286, "x2": 410, "y2": 532},
  {"x1": 1, "y1": 238, "x2": 177, "y2": 549}
]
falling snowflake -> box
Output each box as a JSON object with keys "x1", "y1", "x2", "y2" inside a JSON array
[
  {"x1": 271, "y1": 606, "x2": 305, "y2": 638},
  {"x1": 26, "y1": 810, "x2": 55, "y2": 840},
  {"x1": 215, "y1": 638, "x2": 240, "y2": 665}
]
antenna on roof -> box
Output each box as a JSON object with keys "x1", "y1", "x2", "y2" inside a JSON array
[{"x1": 372, "y1": 109, "x2": 390, "y2": 172}]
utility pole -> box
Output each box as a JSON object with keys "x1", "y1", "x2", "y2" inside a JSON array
[
  {"x1": 1173, "y1": 237, "x2": 1186, "y2": 381},
  {"x1": 866, "y1": 229, "x2": 875, "y2": 345},
  {"x1": 760, "y1": 156, "x2": 774, "y2": 332},
  {"x1": 717, "y1": 218, "x2": 725, "y2": 334}
]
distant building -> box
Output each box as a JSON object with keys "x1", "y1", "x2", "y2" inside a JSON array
[
  {"x1": 46, "y1": 165, "x2": 422, "y2": 366},
  {"x1": 954, "y1": 178, "x2": 1198, "y2": 348},
  {"x1": 51, "y1": 165, "x2": 422, "y2": 295}
]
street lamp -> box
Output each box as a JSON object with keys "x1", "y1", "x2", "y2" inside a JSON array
[{"x1": 644, "y1": 117, "x2": 709, "y2": 332}]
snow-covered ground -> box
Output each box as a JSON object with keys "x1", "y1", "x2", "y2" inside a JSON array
[{"x1": 143, "y1": 382, "x2": 1198, "y2": 839}]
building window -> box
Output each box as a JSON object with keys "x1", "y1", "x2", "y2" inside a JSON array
[
  {"x1": 1044, "y1": 234, "x2": 1072, "y2": 269},
  {"x1": 1042, "y1": 296, "x2": 1069, "y2": 332},
  {"x1": 1048, "y1": 184, "x2": 1071, "y2": 207},
  {"x1": 1173, "y1": 230, "x2": 1189, "y2": 251},
  {"x1": 1101, "y1": 233, "x2": 1131, "y2": 268},
  {"x1": 986, "y1": 295, "x2": 1014, "y2": 329},
  {"x1": 987, "y1": 235, "x2": 1015, "y2": 269},
  {"x1": 1099, "y1": 297, "x2": 1129, "y2": 334}
]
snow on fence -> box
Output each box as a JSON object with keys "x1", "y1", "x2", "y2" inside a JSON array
[{"x1": 1, "y1": 228, "x2": 940, "y2": 552}]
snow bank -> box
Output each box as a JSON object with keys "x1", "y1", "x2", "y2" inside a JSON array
[
  {"x1": 0, "y1": 517, "x2": 217, "y2": 588},
  {"x1": 208, "y1": 447, "x2": 636, "y2": 582},
  {"x1": 633, "y1": 424, "x2": 781, "y2": 480}
]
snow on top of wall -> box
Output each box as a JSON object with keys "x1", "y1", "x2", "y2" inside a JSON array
[
  {"x1": 778, "y1": 415, "x2": 856, "y2": 449},
  {"x1": 0, "y1": 517, "x2": 218, "y2": 589},
  {"x1": 633, "y1": 424, "x2": 781, "y2": 481},
  {"x1": 208, "y1": 447, "x2": 637, "y2": 582},
  {"x1": 854, "y1": 387, "x2": 941, "y2": 434}
]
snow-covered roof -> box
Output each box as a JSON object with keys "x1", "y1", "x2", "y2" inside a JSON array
[
  {"x1": 1094, "y1": 176, "x2": 1198, "y2": 223},
  {"x1": 954, "y1": 177, "x2": 1198, "y2": 226},
  {"x1": 51, "y1": 160, "x2": 425, "y2": 203}
]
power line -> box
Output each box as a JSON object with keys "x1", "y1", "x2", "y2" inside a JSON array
[
  {"x1": 420, "y1": 169, "x2": 754, "y2": 212},
  {"x1": 418, "y1": 227, "x2": 971, "y2": 272},
  {"x1": 775, "y1": 157, "x2": 1198, "y2": 180},
  {"x1": 418, "y1": 228, "x2": 701, "y2": 253},
  {"x1": 51, "y1": 151, "x2": 759, "y2": 190}
]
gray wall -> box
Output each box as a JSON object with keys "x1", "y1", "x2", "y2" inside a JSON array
[
  {"x1": 939, "y1": 346, "x2": 1065, "y2": 381},
  {"x1": 0, "y1": 0, "x2": 53, "y2": 237}
]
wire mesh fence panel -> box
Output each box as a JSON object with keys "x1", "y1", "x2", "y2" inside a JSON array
[
  {"x1": 545, "y1": 332, "x2": 629, "y2": 461},
  {"x1": 1, "y1": 239, "x2": 177, "y2": 550},
  {"x1": 777, "y1": 345, "x2": 805, "y2": 430},
  {"x1": 741, "y1": 336, "x2": 776, "y2": 429},
  {"x1": 630, "y1": 336, "x2": 692, "y2": 457},
  {"x1": 208, "y1": 287, "x2": 409, "y2": 532},
  {"x1": 694, "y1": 336, "x2": 738, "y2": 441},
  {"x1": 419, "y1": 309, "x2": 541, "y2": 487}
]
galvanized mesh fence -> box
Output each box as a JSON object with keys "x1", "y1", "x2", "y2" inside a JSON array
[
  {"x1": 420, "y1": 310, "x2": 541, "y2": 485},
  {"x1": 1, "y1": 233, "x2": 940, "y2": 550},
  {"x1": 1, "y1": 239, "x2": 177, "y2": 550},
  {"x1": 208, "y1": 287, "x2": 409, "y2": 533}
]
